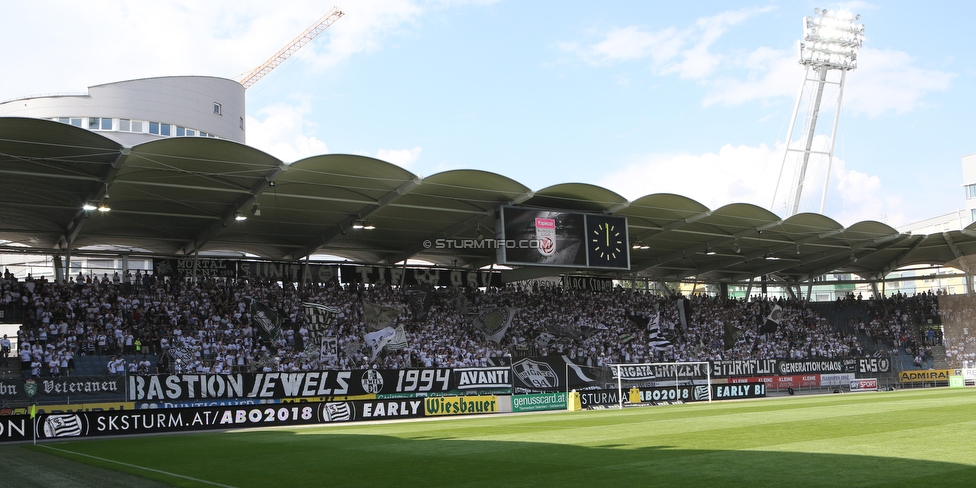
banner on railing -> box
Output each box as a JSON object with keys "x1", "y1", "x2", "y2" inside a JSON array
[
  {"x1": 850, "y1": 378, "x2": 878, "y2": 391},
  {"x1": 899, "y1": 370, "x2": 953, "y2": 382},
  {"x1": 0, "y1": 376, "x2": 125, "y2": 402},
  {"x1": 511, "y1": 392, "x2": 567, "y2": 412},
  {"x1": 128, "y1": 367, "x2": 515, "y2": 402},
  {"x1": 729, "y1": 375, "x2": 819, "y2": 389},
  {"x1": 341, "y1": 265, "x2": 502, "y2": 287},
  {"x1": 424, "y1": 395, "x2": 499, "y2": 416}
]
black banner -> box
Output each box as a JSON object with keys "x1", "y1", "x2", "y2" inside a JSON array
[
  {"x1": 856, "y1": 357, "x2": 892, "y2": 374},
  {"x1": 153, "y1": 258, "x2": 236, "y2": 278},
  {"x1": 239, "y1": 262, "x2": 337, "y2": 283},
  {"x1": 710, "y1": 360, "x2": 778, "y2": 378},
  {"x1": 510, "y1": 356, "x2": 602, "y2": 391},
  {"x1": 610, "y1": 363, "x2": 711, "y2": 381},
  {"x1": 0, "y1": 416, "x2": 31, "y2": 443},
  {"x1": 34, "y1": 403, "x2": 335, "y2": 440},
  {"x1": 578, "y1": 389, "x2": 623, "y2": 408},
  {"x1": 341, "y1": 266, "x2": 502, "y2": 288},
  {"x1": 127, "y1": 369, "x2": 463, "y2": 401},
  {"x1": 453, "y1": 367, "x2": 512, "y2": 392},
  {"x1": 609, "y1": 358, "x2": 883, "y2": 380},
  {"x1": 562, "y1": 276, "x2": 616, "y2": 292},
  {"x1": 775, "y1": 359, "x2": 853, "y2": 376},
  {"x1": 319, "y1": 399, "x2": 427, "y2": 423},
  {"x1": 0, "y1": 376, "x2": 125, "y2": 402},
  {"x1": 581, "y1": 382, "x2": 768, "y2": 408},
  {"x1": 638, "y1": 385, "x2": 707, "y2": 403}
]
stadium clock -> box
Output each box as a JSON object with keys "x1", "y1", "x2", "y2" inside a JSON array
[{"x1": 585, "y1": 214, "x2": 630, "y2": 269}]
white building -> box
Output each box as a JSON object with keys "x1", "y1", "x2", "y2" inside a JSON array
[
  {"x1": 0, "y1": 76, "x2": 245, "y2": 145},
  {"x1": 899, "y1": 153, "x2": 976, "y2": 235}
]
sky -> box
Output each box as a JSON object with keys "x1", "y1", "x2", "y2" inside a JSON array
[{"x1": 1, "y1": 0, "x2": 972, "y2": 229}]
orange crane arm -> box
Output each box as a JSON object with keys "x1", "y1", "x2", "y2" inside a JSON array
[{"x1": 239, "y1": 7, "x2": 344, "y2": 89}]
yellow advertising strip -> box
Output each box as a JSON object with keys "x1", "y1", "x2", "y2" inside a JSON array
[
  {"x1": 1, "y1": 402, "x2": 135, "y2": 416},
  {"x1": 281, "y1": 394, "x2": 376, "y2": 403},
  {"x1": 424, "y1": 395, "x2": 499, "y2": 416},
  {"x1": 899, "y1": 369, "x2": 954, "y2": 382}
]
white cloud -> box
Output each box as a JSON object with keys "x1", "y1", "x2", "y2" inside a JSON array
[
  {"x1": 376, "y1": 147, "x2": 423, "y2": 168},
  {"x1": 703, "y1": 45, "x2": 954, "y2": 115},
  {"x1": 0, "y1": 1, "x2": 423, "y2": 99},
  {"x1": 561, "y1": 7, "x2": 953, "y2": 118},
  {"x1": 246, "y1": 99, "x2": 329, "y2": 162},
  {"x1": 598, "y1": 140, "x2": 903, "y2": 226},
  {"x1": 844, "y1": 48, "x2": 954, "y2": 117},
  {"x1": 297, "y1": 0, "x2": 423, "y2": 71},
  {"x1": 702, "y1": 46, "x2": 801, "y2": 106},
  {"x1": 562, "y1": 7, "x2": 772, "y2": 80},
  {"x1": 598, "y1": 143, "x2": 780, "y2": 210},
  {"x1": 564, "y1": 25, "x2": 684, "y2": 65}
]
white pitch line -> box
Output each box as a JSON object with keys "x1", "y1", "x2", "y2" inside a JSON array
[{"x1": 38, "y1": 445, "x2": 237, "y2": 488}]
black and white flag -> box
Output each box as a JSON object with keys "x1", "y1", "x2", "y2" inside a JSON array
[
  {"x1": 761, "y1": 304, "x2": 783, "y2": 334},
  {"x1": 646, "y1": 309, "x2": 673, "y2": 351},
  {"x1": 363, "y1": 301, "x2": 400, "y2": 331},
  {"x1": 404, "y1": 284, "x2": 434, "y2": 322},
  {"x1": 364, "y1": 327, "x2": 396, "y2": 361},
  {"x1": 303, "y1": 302, "x2": 341, "y2": 361},
  {"x1": 248, "y1": 298, "x2": 283, "y2": 342},
  {"x1": 471, "y1": 307, "x2": 517, "y2": 343},
  {"x1": 675, "y1": 297, "x2": 692, "y2": 332},
  {"x1": 386, "y1": 325, "x2": 408, "y2": 350},
  {"x1": 724, "y1": 322, "x2": 743, "y2": 350}
]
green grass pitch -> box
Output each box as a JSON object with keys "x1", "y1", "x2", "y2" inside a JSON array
[{"x1": 22, "y1": 388, "x2": 976, "y2": 487}]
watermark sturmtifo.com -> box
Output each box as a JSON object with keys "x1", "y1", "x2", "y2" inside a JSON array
[{"x1": 423, "y1": 238, "x2": 552, "y2": 251}]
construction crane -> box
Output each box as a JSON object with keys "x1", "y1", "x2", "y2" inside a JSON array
[{"x1": 238, "y1": 7, "x2": 344, "y2": 89}]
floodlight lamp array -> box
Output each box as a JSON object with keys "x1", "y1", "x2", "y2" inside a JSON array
[{"x1": 799, "y1": 9, "x2": 864, "y2": 70}]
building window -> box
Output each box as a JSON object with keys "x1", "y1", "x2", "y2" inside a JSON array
[
  {"x1": 131, "y1": 120, "x2": 143, "y2": 132},
  {"x1": 119, "y1": 119, "x2": 130, "y2": 131},
  {"x1": 149, "y1": 122, "x2": 160, "y2": 135},
  {"x1": 176, "y1": 126, "x2": 185, "y2": 136},
  {"x1": 966, "y1": 184, "x2": 976, "y2": 199},
  {"x1": 186, "y1": 129, "x2": 195, "y2": 136},
  {"x1": 160, "y1": 124, "x2": 170, "y2": 136},
  {"x1": 57, "y1": 117, "x2": 69, "y2": 124},
  {"x1": 213, "y1": 102, "x2": 222, "y2": 115},
  {"x1": 70, "y1": 118, "x2": 82, "y2": 127},
  {"x1": 87, "y1": 117, "x2": 112, "y2": 130}
]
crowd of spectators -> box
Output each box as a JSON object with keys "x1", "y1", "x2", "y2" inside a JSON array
[{"x1": 2, "y1": 266, "x2": 972, "y2": 377}]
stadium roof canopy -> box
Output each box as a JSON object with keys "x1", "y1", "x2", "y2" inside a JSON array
[{"x1": 3, "y1": 116, "x2": 976, "y2": 285}]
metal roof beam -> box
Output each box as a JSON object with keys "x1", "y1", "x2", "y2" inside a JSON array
[
  {"x1": 179, "y1": 166, "x2": 284, "y2": 256},
  {"x1": 60, "y1": 148, "x2": 130, "y2": 249},
  {"x1": 632, "y1": 210, "x2": 713, "y2": 242},
  {"x1": 942, "y1": 232, "x2": 972, "y2": 274},
  {"x1": 283, "y1": 177, "x2": 422, "y2": 262},
  {"x1": 382, "y1": 212, "x2": 493, "y2": 265}
]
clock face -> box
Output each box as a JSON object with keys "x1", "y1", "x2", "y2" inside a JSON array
[
  {"x1": 585, "y1": 215, "x2": 630, "y2": 269},
  {"x1": 591, "y1": 222, "x2": 623, "y2": 261}
]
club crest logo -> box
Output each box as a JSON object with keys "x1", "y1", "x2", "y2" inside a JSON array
[
  {"x1": 535, "y1": 218, "x2": 556, "y2": 257},
  {"x1": 42, "y1": 414, "x2": 86, "y2": 438},
  {"x1": 321, "y1": 402, "x2": 354, "y2": 423},
  {"x1": 24, "y1": 379, "x2": 37, "y2": 397},
  {"x1": 361, "y1": 369, "x2": 384, "y2": 394},
  {"x1": 513, "y1": 358, "x2": 558, "y2": 388}
]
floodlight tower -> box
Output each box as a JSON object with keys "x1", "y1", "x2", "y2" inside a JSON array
[{"x1": 774, "y1": 8, "x2": 864, "y2": 216}]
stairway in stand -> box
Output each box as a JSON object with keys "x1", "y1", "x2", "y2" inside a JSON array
[
  {"x1": 930, "y1": 345, "x2": 949, "y2": 369},
  {"x1": 0, "y1": 357, "x2": 21, "y2": 379}
]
